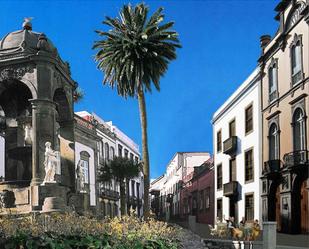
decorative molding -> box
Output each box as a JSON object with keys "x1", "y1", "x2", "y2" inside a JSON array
[
  {"x1": 266, "y1": 110, "x2": 281, "y2": 121},
  {"x1": 286, "y1": 1, "x2": 307, "y2": 31},
  {"x1": 0, "y1": 65, "x2": 34, "y2": 81},
  {"x1": 289, "y1": 93, "x2": 308, "y2": 105}
]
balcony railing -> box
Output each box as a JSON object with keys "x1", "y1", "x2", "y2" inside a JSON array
[
  {"x1": 263, "y1": 160, "x2": 281, "y2": 175},
  {"x1": 223, "y1": 181, "x2": 238, "y2": 197},
  {"x1": 100, "y1": 188, "x2": 119, "y2": 200},
  {"x1": 283, "y1": 150, "x2": 309, "y2": 167},
  {"x1": 166, "y1": 193, "x2": 174, "y2": 203},
  {"x1": 127, "y1": 196, "x2": 138, "y2": 206},
  {"x1": 223, "y1": 136, "x2": 238, "y2": 155}
]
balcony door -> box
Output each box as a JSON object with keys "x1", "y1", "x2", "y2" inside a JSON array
[
  {"x1": 293, "y1": 108, "x2": 306, "y2": 152},
  {"x1": 229, "y1": 158, "x2": 236, "y2": 182},
  {"x1": 229, "y1": 119, "x2": 236, "y2": 137},
  {"x1": 269, "y1": 123, "x2": 279, "y2": 160}
]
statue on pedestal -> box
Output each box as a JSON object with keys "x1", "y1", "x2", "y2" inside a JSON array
[
  {"x1": 76, "y1": 161, "x2": 86, "y2": 192},
  {"x1": 42, "y1": 141, "x2": 60, "y2": 184}
]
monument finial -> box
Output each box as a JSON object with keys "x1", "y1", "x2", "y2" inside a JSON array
[{"x1": 22, "y1": 17, "x2": 33, "y2": 30}]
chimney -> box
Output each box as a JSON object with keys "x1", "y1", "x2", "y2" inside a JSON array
[{"x1": 260, "y1": 35, "x2": 271, "y2": 51}]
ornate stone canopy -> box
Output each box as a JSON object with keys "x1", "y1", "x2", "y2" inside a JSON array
[{"x1": 0, "y1": 19, "x2": 76, "y2": 213}]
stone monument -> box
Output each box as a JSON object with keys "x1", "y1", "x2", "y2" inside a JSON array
[{"x1": 0, "y1": 18, "x2": 76, "y2": 213}]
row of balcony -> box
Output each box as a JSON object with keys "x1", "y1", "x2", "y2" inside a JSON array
[
  {"x1": 127, "y1": 195, "x2": 142, "y2": 206},
  {"x1": 100, "y1": 188, "x2": 120, "y2": 200},
  {"x1": 263, "y1": 150, "x2": 309, "y2": 174}
]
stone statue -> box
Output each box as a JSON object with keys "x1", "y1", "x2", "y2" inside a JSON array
[
  {"x1": 42, "y1": 142, "x2": 60, "y2": 184},
  {"x1": 76, "y1": 161, "x2": 85, "y2": 192}
]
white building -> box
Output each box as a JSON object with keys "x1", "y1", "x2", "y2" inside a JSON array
[
  {"x1": 163, "y1": 152, "x2": 211, "y2": 218},
  {"x1": 76, "y1": 111, "x2": 144, "y2": 217},
  {"x1": 212, "y1": 68, "x2": 262, "y2": 225},
  {"x1": 150, "y1": 174, "x2": 166, "y2": 216}
]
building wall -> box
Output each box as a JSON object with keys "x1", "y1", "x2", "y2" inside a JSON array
[
  {"x1": 180, "y1": 167, "x2": 214, "y2": 225},
  {"x1": 213, "y1": 69, "x2": 261, "y2": 224},
  {"x1": 75, "y1": 141, "x2": 96, "y2": 206},
  {"x1": 163, "y1": 152, "x2": 211, "y2": 217},
  {"x1": 260, "y1": 0, "x2": 309, "y2": 234}
]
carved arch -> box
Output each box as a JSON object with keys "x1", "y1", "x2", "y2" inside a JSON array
[{"x1": 285, "y1": 1, "x2": 307, "y2": 32}]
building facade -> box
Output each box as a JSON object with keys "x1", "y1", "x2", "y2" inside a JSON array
[
  {"x1": 180, "y1": 158, "x2": 214, "y2": 225},
  {"x1": 212, "y1": 68, "x2": 262, "y2": 225},
  {"x1": 150, "y1": 174, "x2": 166, "y2": 218},
  {"x1": 150, "y1": 152, "x2": 211, "y2": 220},
  {"x1": 76, "y1": 111, "x2": 144, "y2": 218},
  {"x1": 259, "y1": 0, "x2": 309, "y2": 234}
]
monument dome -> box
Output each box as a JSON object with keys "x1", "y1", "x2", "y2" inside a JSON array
[{"x1": 0, "y1": 18, "x2": 57, "y2": 55}]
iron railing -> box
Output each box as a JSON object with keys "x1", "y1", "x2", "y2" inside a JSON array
[
  {"x1": 283, "y1": 150, "x2": 309, "y2": 167},
  {"x1": 100, "y1": 188, "x2": 119, "y2": 200},
  {"x1": 263, "y1": 160, "x2": 281, "y2": 174}
]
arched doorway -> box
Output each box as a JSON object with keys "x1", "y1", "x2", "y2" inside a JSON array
[
  {"x1": 300, "y1": 180, "x2": 308, "y2": 233},
  {"x1": 293, "y1": 176, "x2": 309, "y2": 234},
  {"x1": 268, "y1": 182, "x2": 281, "y2": 231},
  {"x1": 0, "y1": 79, "x2": 33, "y2": 183}
]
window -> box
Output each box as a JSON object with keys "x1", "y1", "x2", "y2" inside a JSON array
[
  {"x1": 291, "y1": 38, "x2": 302, "y2": 85},
  {"x1": 99, "y1": 141, "x2": 104, "y2": 158},
  {"x1": 205, "y1": 187, "x2": 210, "y2": 210},
  {"x1": 293, "y1": 108, "x2": 306, "y2": 151},
  {"x1": 124, "y1": 149, "x2": 129, "y2": 158},
  {"x1": 217, "y1": 130, "x2": 222, "y2": 152},
  {"x1": 245, "y1": 105, "x2": 253, "y2": 133},
  {"x1": 118, "y1": 144, "x2": 122, "y2": 157},
  {"x1": 105, "y1": 143, "x2": 110, "y2": 160},
  {"x1": 268, "y1": 60, "x2": 278, "y2": 102},
  {"x1": 245, "y1": 194, "x2": 254, "y2": 221},
  {"x1": 269, "y1": 123, "x2": 279, "y2": 160},
  {"x1": 80, "y1": 151, "x2": 90, "y2": 184},
  {"x1": 110, "y1": 147, "x2": 115, "y2": 159},
  {"x1": 136, "y1": 182, "x2": 140, "y2": 199},
  {"x1": 130, "y1": 153, "x2": 134, "y2": 161},
  {"x1": 229, "y1": 119, "x2": 236, "y2": 137},
  {"x1": 131, "y1": 180, "x2": 135, "y2": 197},
  {"x1": 217, "y1": 164, "x2": 222, "y2": 190},
  {"x1": 245, "y1": 149, "x2": 254, "y2": 182},
  {"x1": 135, "y1": 156, "x2": 139, "y2": 164},
  {"x1": 199, "y1": 190, "x2": 204, "y2": 211},
  {"x1": 217, "y1": 198, "x2": 223, "y2": 221}
]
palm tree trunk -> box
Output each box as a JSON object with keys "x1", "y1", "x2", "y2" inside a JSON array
[
  {"x1": 120, "y1": 179, "x2": 126, "y2": 216},
  {"x1": 137, "y1": 90, "x2": 150, "y2": 219}
]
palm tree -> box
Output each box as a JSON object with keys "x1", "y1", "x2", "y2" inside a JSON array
[
  {"x1": 93, "y1": 3, "x2": 181, "y2": 218},
  {"x1": 98, "y1": 156, "x2": 141, "y2": 216}
]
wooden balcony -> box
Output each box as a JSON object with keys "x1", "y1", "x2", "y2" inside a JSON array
[
  {"x1": 100, "y1": 188, "x2": 119, "y2": 201},
  {"x1": 223, "y1": 181, "x2": 238, "y2": 197},
  {"x1": 263, "y1": 160, "x2": 281, "y2": 175},
  {"x1": 283, "y1": 150, "x2": 309, "y2": 168},
  {"x1": 223, "y1": 136, "x2": 238, "y2": 155}
]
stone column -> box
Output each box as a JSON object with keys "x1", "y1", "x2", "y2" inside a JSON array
[
  {"x1": 30, "y1": 99, "x2": 57, "y2": 186},
  {"x1": 262, "y1": 222, "x2": 277, "y2": 249}
]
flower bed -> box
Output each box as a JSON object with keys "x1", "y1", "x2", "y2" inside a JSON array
[{"x1": 0, "y1": 213, "x2": 180, "y2": 248}]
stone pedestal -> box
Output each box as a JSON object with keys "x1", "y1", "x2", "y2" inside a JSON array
[
  {"x1": 262, "y1": 222, "x2": 277, "y2": 249},
  {"x1": 31, "y1": 183, "x2": 68, "y2": 211},
  {"x1": 42, "y1": 197, "x2": 65, "y2": 213}
]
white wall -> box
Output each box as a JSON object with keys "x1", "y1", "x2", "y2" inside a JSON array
[
  {"x1": 0, "y1": 136, "x2": 4, "y2": 178},
  {"x1": 213, "y1": 69, "x2": 261, "y2": 224},
  {"x1": 75, "y1": 142, "x2": 96, "y2": 206}
]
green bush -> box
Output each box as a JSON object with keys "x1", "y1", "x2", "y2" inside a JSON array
[{"x1": 0, "y1": 213, "x2": 180, "y2": 249}]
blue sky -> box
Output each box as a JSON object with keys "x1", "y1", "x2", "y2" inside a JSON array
[{"x1": 0, "y1": 0, "x2": 278, "y2": 179}]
